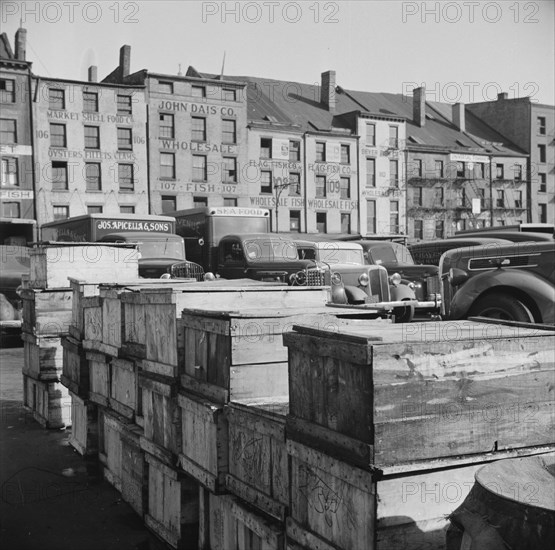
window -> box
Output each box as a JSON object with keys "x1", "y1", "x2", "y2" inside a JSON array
[
  {"x1": 366, "y1": 158, "x2": 376, "y2": 187},
  {"x1": 316, "y1": 212, "x2": 327, "y2": 233},
  {"x1": 84, "y1": 126, "x2": 100, "y2": 149},
  {"x1": 1, "y1": 158, "x2": 18, "y2": 186},
  {"x1": 49, "y1": 123, "x2": 66, "y2": 148},
  {"x1": 159, "y1": 81, "x2": 174, "y2": 94},
  {"x1": 191, "y1": 117, "x2": 206, "y2": 141},
  {"x1": 222, "y1": 88, "x2": 236, "y2": 101},
  {"x1": 315, "y1": 142, "x2": 326, "y2": 162},
  {"x1": 478, "y1": 188, "x2": 486, "y2": 207},
  {"x1": 456, "y1": 187, "x2": 466, "y2": 206},
  {"x1": 191, "y1": 85, "x2": 205, "y2": 98},
  {"x1": 414, "y1": 219, "x2": 423, "y2": 240},
  {"x1": 341, "y1": 213, "x2": 351, "y2": 234},
  {"x1": 194, "y1": 196, "x2": 208, "y2": 207},
  {"x1": 390, "y1": 201, "x2": 399, "y2": 233},
  {"x1": 389, "y1": 126, "x2": 398, "y2": 148},
  {"x1": 53, "y1": 205, "x2": 69, "y2": 220},
  {"x1": 1, "y1": 79, "x2": 15, "y2": 102},
  {"x1": 223, "y1": 157, "x2": 237, "y2": 182},
  {"x1": 290, "y1": 210, "x2": 301, "y2": 232},
  {"x1": 456, "y1": 162, "x2": 465, "y2": 178},
  {"x1": 120, "y1": 205, "x2": 135, "y2": 214},
  {"x1": 513, "y1": 164, "x2": 522, "y2": 181},
  {"x1": 537, "y1": 116, "x2": 546, "y2": 135},
  {"x1": 435, "y1": 160, "x2": 444, "y2": 178},
  {"x1": 192, "y1": 155, "x2": 207, "y2": 181},
  {"x1": 476, "y1": 162, "x2": 485, "y2": 179},
  {"x1": 260, "y1": 171, "x2": 272, "y2": 194},
  {"x1": 289, "y1": 173, "x2": 300, "y2": 195},
  {"x1": 497, "y1": 219, "x2": 506, "y2": 226},
  {"x1": 2, "y1": 202, "x2": 20, "y2": 218},
  {"x1": 160, "y1": 152, "x2": 176, "y2": 179},
  {"x1": 539, "y1": 173, "x2": 547, "y2": 192},
  {"x1": 117, "y1": 127, "x2": 133, "y2": 150},
  {"x1": 340, "y1": 177, "x2": 350, "y2": 199},
  {"x1": 87, "y1": 205, "x2": 103, "y2": 214},
  {"x1": 1, "y1": 119, "x2": 17, "y2": 143},
  {"x1": 315, "y1": 175, "x2": 326, "y2": 198},
  {"x1": 539, "y1": 203, "x2": 547, "y2": 223},
  {"x1": 117, "y1": 95, "x2": 132, "y2": 115},
  {"x1": 161, "y1": 196, "x2": 177, "y2": 213},
  {"x1": 222, "y1": 119, "x2": 236, "y2": 144},
  {"x1": 340, "y1": 144, "x2": 350, "y2": 164},
  {"x1": 496, "y1": 164, "x2": 504, "y2": 179},
  {"x1": 159, "y1": 113, "x2": 174, "y2": 139},
  {"x1": 366, "y1": 200, "x2": 376, "y2": 234},
  {"x1": 366, "y1": 123, "x2": 375, "y2": 146},
  {"x1": 515, "y1": 190, "x2": 523, "y2": 209},
  {"x1": 289, "y1": 141, "x2": 301, "y2": 162},
  {"x1": 223, "y1": 198, "x2": 237, "y2": 207},
  {"x1": 538, "y1": 144, "x2": 546, "y2": 163},
  {"x1": 85, "y1": 163, "x2": 101, "y2": 191},
  {"x1": 118, "y1": 164, "x2": 134, "y2": 192},
  {"x1": 51, "y1": 161, "x2": 68, "y2": 190},
  {"x1": 49, "y1": 88, "x2": 65, "y2": 110},
  {"x1": 260, "y1": 138, "x2": 272, "y2": 159},
  {"x1": 434, "y1": 187, "x2": 444, "y2": 206},
  {"x1": 389, "y1": 160, "x2": 399, "y2": 187},
  {"x1": 413, "y1": 159, "x2": 423, "y2": 178},
  {"x1": 83, "y1": 92, "x2": 98, "y2": 112},
  {"x1": 435, "y1": 220, "x2": 444, "y2": 238},
  {"x1": 414, "y1": 187, "x2": 423, "y2": 206},
  {"x1": 496, "y1": 189, "x2": 505, "y2": 208}
]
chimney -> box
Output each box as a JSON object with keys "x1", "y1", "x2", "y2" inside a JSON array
[
  {"x1": 119, "y1": 45, "x2": 131, "y2": 78},
  {"x1": 413, "y1": 86, "x2": 425, "y2": 127},
  {"x1": 15, "y1": 28, "x2": 27, "y2": 61},
  {"x1": 452, "y1": 102, "x2": 465, "y2": 132},
  {"x1": 320, "y1": 70, "x2": 336, "y2": 113},
  {"x1": 498, "y1": 92, "x2": 508, "y2": 101},
  {"x1": 88, "y1": 66, "x2": 98, "y2": 83}
]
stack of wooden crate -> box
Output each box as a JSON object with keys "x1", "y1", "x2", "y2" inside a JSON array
[{"x1": 282, "y1": 319, "x2": 555, "y2": 550}]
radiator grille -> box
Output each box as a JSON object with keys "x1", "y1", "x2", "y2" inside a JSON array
[
  {"x1": 305, "y1": 269, "x2": 326, "y2": 286},
  {"x1": 369, "y1": 268, "x2": 390, "y2": 301},
  {"x1": 170, "y1": 261, "x2": 205, "y2": 282},
  {"x1": 426, "y1": 274, "x2": 441, "y2": 294}
]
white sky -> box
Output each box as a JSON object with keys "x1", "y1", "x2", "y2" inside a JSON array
[{"x1": 2, "y1": 0, "x2": 554, "y2": 104}]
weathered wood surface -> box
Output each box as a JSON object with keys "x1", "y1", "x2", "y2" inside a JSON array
[
  {"x1": 177, "y1": 391, "x2": 227, "y2": 493},
  {"x1": 22, "y1": 333, "x2": 63, "y2": 381},
  {"x1": 22, "y1": 374, "x2": 71, "y2": 429},
  {"x1": 68, "y1": 391, "x2": 98, "y2": 456},
  {"x1": 29, "y1": 244, "x2": 139, "y2": 289},
  {"x1": 120, "y1": 424, "x2": 146, "y2": 518},
  {"x1": 285, "y1": 320, "x2": 555, "y2": 467},
  {"x1": 21, "y1": 288, "x2": 73, "y2": 336},
  {"x1": 87, "y1": 351, "x2": 110, "y2": 407},
  {"x1": 110, "y1": 357, "x2": 139, "y2": 420},
  {"x1": 61, "y1": 335, "x2": 89, "y2": 395},
  {"x1": 226, "y1": 401, "x2": 289, "y2": 521}
]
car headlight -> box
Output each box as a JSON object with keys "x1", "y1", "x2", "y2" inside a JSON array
[
  {"x1": 331, "y1": 272, "x2": 342, "y2": 285},
  {"x1": 358, "y1": 272, "x2": 369, "y2": 287},
  {"x1": 407, "y1": 282, "x2": 416, "y2": 290},
  {"x1": 204, "y1": 272, "x2": 216, "y2": 281},
  {"x1": 390, "y1": 272, "x2": 402, "y2": 286}
]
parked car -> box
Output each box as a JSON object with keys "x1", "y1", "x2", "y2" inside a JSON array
[
  {"x1": 440, "y1": 241, "x2": 555, "y2": 323},
  {"x1": 352, "y1": 239, "x2": 441, "y2": 317},
  {"x1": 449, "y1": 231, "x2": 553, "y2": 243},
  {"x1": 409, "y1": 237, "x2": 513, "y2": 266}
]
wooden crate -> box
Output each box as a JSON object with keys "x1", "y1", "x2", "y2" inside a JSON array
[
  {"x1": 199, "y1": 489, "x2": 284, "y2": 550},
  {"x1": 68, "y1": 391, "x2": 98, "y2": 456},
  {"x1": 22, "y1": 373, "x2": 71, "y2": 429},
  {"x1": 145, "y1": 452, "x2": 199, "y2": 549},
  {"x1": 61, "y1": 335, "x2": 89, "y2": 396},
  {"x1": 29, "y1": 243, "x2": 139, "y2": 289},
  {"x1": 226, "y1": 401, "x2": 289, "y2": 521},
  {"x1": 177, "y1": 391, "x2": 227, "y2": 493},
  {"x1": 22, "y1": 332, "x2": 63, "y2": 381},
  {"x1": 122, "y1": 284, "x2": 330, "y2": 379},
  {"x1": 287, "y1": 439, "x2": 555, "y2": 550},
  {"x1": 21, "y1": 288, "x2": 73, "y2": 336},
  {"x1": 87, "y1": 351, "x2": 111, "y2": 407},
  {"x1": 121, "y1": 425, "x2": 147, "y2": 518},
  {"x1": 110, "y1": 357, "x2": 140, "y2": 420},
  {"x1": 180, "y1": 309, "x2": 345, "y2": 404},
  {"x1": 284, "y1": 319, "x2": 555, "y2": 468},
  {"x1": 140, "y1": 371, "x2": 181, "y2": 460}
]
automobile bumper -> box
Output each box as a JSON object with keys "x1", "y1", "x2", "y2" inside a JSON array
[{"x1": 327, "y1": 299, "x2": 419, "y2": 312}]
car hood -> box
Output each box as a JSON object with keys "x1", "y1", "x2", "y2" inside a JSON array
[{"x1": 380, "y1": 263, "x2": 439, "y2": 278}]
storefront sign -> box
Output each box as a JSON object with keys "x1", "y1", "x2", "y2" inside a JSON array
[
  {"x1": 158, "y1": 101, "x2": 236, "y2": 116},
  {"x1": 0, "y1": 189, "x2": 34, "y2": 200},
  {"x1": 450, "y1": 153, "x2": 489, "y2": 163}
]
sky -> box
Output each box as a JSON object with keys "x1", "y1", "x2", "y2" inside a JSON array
[{"x1": 2, "y1": 0, "x2": 554, "y2": 105}]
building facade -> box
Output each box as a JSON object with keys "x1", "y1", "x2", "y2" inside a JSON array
[{"x1": 0, "y1": 29, "x2": 35, "y2": 221}]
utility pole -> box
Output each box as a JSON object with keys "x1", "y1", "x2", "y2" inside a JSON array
[{"x1": 273, "y1": 182, "x2": 291, "y2": 233}]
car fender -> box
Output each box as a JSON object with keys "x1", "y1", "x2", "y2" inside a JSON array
[
  {"x1": 391, "y1": 284, "x2": 416, "y2": 301},
  {"x1": 344, "y1": 285, "x2": 369, "y2": 304},
  {"x1": 451, "y1": 269, "x2": 555, "y2": 322}
]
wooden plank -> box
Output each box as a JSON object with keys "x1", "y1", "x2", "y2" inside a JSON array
[
  {"x1": 68, "y1": 392, "x2": 97, "y2": 456},
  {"x1": 229, "y1": 362, "x2": 289, "y2": 402},
  {"x1": 22, "y1": 375, "x2": 72, "y2": 429},
  {"x1": 110, "y1": 357, "x2": 138, "y2": 420},
  {"x1": 61, "y1": 336, "x2": 89, "y2": 396},
  {"x1": 230, "y1": 497, "x2": 284, "y2": 549},
  {"x1": 88, "y1": 353, "x2": 110, "y2": 405},
  {"x1": 180, "y1": 374, "x2": 229, "y2": 404}
]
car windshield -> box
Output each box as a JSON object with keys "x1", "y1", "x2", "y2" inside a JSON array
[
  {"x1": 319, "y1": 247, "x2": 364, "y2": 265},
  {"x1": 244, "y1": 239, "x2": 298, "y2": 262},
  {"x1": 135, "y1": 238, "x2": 185, "y2": 261},
  {"x1": 367, "y1": 243, "x2": 414, "y2": 265}
]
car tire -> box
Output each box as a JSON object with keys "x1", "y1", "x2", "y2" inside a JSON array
[
  {"x1": 393, "y1": 299, "x2": 415, "y2": 323},
  {"x1": 468, "y1": 293, "x2": 535, "y2": 323}
]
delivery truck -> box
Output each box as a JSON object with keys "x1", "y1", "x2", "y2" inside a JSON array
[
  {"x1": 40, "y1": 214, "x2": 203, "y2": 279},
  {"x1": 169, "y1": 207, "x2": 271, "y2": 273}
]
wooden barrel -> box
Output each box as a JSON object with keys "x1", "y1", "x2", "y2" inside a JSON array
[{"x1": 447, "y1": 453, "x2": 555, "y2": 549}]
